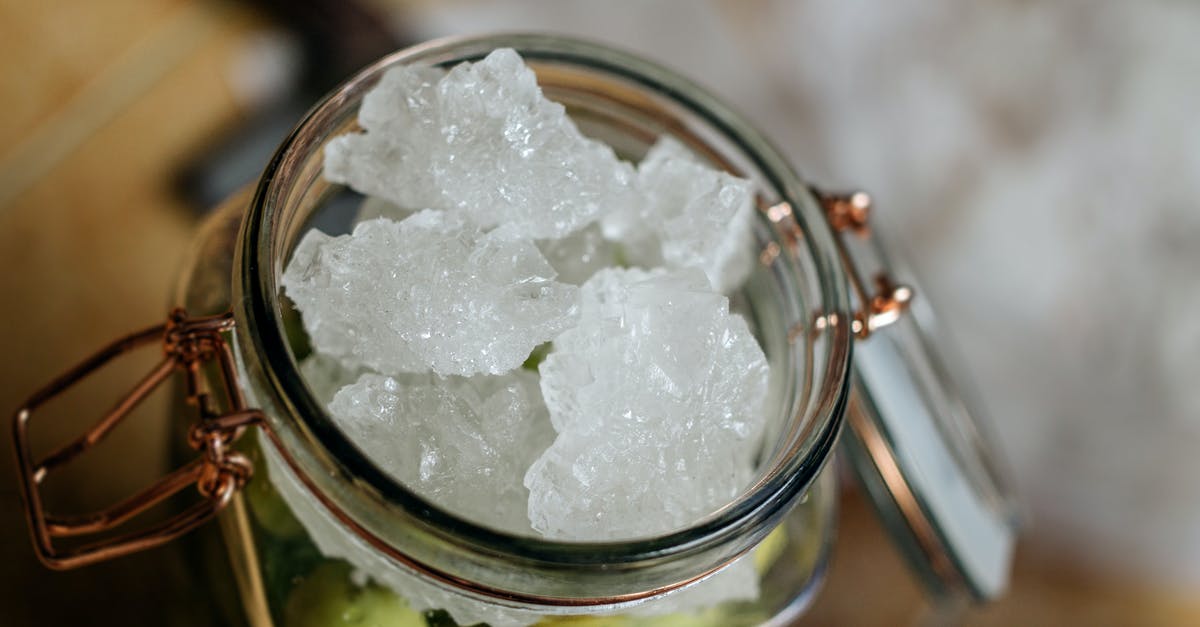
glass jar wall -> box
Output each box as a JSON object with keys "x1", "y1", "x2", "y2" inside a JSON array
[{"x1": 172, "y1": 34, "x2": 857, "y2": 627}]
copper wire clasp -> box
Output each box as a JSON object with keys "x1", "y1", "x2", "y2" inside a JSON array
[
  {"x1": 11, "y1": 308, "x2": 263, "y2": 569},
  {"x1": 763, "y1": 189, "x2": 914, "y2": 340},
  {"x1": 815, "y1": 190, "x2": 914, "y2": 338}
]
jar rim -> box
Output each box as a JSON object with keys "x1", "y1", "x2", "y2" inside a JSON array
[{"x1": 234, "y1": 32, "x2": 854, "y2": 604}]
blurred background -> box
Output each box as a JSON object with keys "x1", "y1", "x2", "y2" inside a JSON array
[{"x1": 1, "y1": 0, "x2": 1197, "y2": 625}]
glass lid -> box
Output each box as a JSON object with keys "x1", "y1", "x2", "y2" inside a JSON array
[{"x1": 820, "y1": 190, "x2": 1022, "y2": 602}]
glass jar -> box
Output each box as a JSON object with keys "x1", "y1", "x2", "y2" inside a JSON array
[{"x1": 14, "y1": 33, "x2": 1018, "y2": 627}]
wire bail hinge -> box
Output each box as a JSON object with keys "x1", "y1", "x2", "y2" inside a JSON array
[
  {"x1": 762, "y1": 189, "x2": 915, "y2": 341},
  {"x1": 816, "y1": 190, "x2": 915, "y2": 339},
  {"x1": 12, "y1": 308, "x2": 263, "y2": 569}
]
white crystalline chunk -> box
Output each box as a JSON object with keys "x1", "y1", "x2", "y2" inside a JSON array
[
  {"x1": 328, "y1": 370, "x2": 553, "y2": 535},
  {"x1": 601, "y1": 137, "x2": 694, "y2": 241},
  {"x1": 282, "y1": 212, "x2": 578, "y2": 376},
  {"x1": 325, "y1": 48, "x2": 636, "y2": 240},
  {"x1": 261, "y1": 440, "x2": 545, "y2": 627},
  {"x1": 527, "y1": 267, "x2": 769, "y2": 540},
  {"x1": 603, "y1": 137, "x2": 757, "y2": 292},
  {"x1": 324, "y1": 66, "x2": 447, "y2": 209},
  {"x1": 357, "y1": 65, "x2": 447, "y2": 133}
]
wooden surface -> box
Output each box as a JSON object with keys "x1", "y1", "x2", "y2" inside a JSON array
[
  {"x1": 1, "y1": 1, "x2": 1198, "y2": 625},
  {"x1": 0, "y1": 2, "x2": 259, "y2": 625},
  {"x1": 799, "y1": 492, "x2": 1200, "y2": 627}
]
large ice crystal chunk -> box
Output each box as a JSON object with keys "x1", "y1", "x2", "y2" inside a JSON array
[
  {"x1": 603, "y1": 137, "x2": 757, "y2": 292},
  {"x1": 328, "y1": 370, "x2": 553, "y2": 535},
  {"x1": 527, "y1": 267, "x2": 769, "y2": 540},
  {"x1": 283, "y1": 49, "x2": 778, "y2": 622},
  {"x1": 281, "y1": 212, "x2": 578, "y2": 377},
  {"x1": 324, "y1": 66, "x2": 447, "y2": 210},
  {"x1": 325, "y1": 49, "x2": 636, "y2": 240}
]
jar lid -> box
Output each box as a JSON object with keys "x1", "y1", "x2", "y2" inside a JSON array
[{"x1": 822, "y1": 191, "x2": 1021, "y2": 602}]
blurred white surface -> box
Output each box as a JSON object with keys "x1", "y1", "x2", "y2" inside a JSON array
[{"x1": 398, "y1": 0, "x2": 1200, "y2": 591}]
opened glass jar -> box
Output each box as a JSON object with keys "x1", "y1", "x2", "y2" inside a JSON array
[{"x1": 13, "y1": 34, "x2": 1019, "y2": 627}]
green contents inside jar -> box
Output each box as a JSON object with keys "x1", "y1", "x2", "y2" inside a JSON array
[{"x1": 239, "y1": 427, "x2": 832, "y2": 627}]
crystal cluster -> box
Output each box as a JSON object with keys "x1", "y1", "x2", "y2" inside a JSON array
[
  {"x1": 281, "y1": 211, "x2": 578, "y2": 377},
  {"x1": 527, "y1": 268, "x2": 769, "y2": 540},
  {"x1": 328, "y1": 371, "x2": 552, "y2": 535},
  {"x1": 604, "y1": 137, "x2": 756, "y2": 291},
  {"x1": 325, "y1": 49, "x2": 637, "y2": 240},
  {"x1": 278, "y1": 48, "x2": 772, "y2": 623}
]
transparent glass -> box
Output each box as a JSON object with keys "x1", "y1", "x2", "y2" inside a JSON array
[{"x1": 174, "y1": 34, "x2": 856, "y2": 627}]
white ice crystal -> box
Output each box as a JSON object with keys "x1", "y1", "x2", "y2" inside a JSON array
[
  {"x1": 280, "y1": 48, "x2": 779, "y2": 622},
  {"x1": 261, "y1": 440, "x2": 546, "y2": 627},
  {"x1": 527, "y1": 267, "x2": 769, "y2": 540},
  {"x1": 328, "y1": 370, "x2": 553, "y2": 535},
  {"x1": 603, "y1": 137, "x2": 757, "y2": 292},
  {"x1": 281, "y1": 212, "x2": 578, "y2": 377},
  {"x1": 325, "y1": 49, "x2": 636, "y2": 240}
]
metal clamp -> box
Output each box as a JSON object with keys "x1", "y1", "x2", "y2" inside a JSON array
[
  {"x1": 12, "y1": 308, "x2": 262, "y2": 569},
  {"x1": 763, "y1": 189, "x2": 914, "y2": 340}
]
